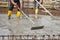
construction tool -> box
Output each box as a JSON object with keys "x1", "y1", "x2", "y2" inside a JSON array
[
  {"x1": 16, "y1": 5, "x2": 35, "y2": 24},
  {"x1": 16, "y1": 6, "x2": 44, "y2": 30},
  {"x1": 31, "y1": 26, "x2": 44, "y2": 30}
]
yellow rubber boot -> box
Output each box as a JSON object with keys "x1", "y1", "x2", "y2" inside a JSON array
[
  {"x1": 16, "y1": 11, "x2": 21, "y2": 18},
  {"x1": 35, "y1": 9, "x2": 38, "y2": 13},
  {"x1": 8, "y1": 10, "x2": 12, "y2": 19},
  {"x1": 35, "y1": 9, "x2": 38, "y2": 18}
]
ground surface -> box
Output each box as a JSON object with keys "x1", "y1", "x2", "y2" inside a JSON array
[
  {"x1": 0, "y1": 8, "x2": 60, "y2": 16},
  {"x1": 0, "y1": 14, "x2": 60, "y2": 35}
]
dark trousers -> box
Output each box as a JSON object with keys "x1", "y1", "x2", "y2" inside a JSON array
[
  {"x1": 9, "y1": 1, "x2": 20, "y2": 11},
  {"x1": 34, "y1": 0, "x2": 40, "y2": 9}
]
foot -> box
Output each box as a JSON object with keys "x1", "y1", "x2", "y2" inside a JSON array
[
  {"x1": 8, "y1": 16, "x2": 11, "y2": 20},
  {"x1": 17, "y1": 16, "x2": 20, "y2": 19}
]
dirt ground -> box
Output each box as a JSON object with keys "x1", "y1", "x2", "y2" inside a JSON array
[{"x1": 0, "y1": 7, "x2": 60, "y2": 16}]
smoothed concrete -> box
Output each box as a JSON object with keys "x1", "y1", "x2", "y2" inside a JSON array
[{"x1": 0, "y1": 14, "x2": 60, "y2": 35}]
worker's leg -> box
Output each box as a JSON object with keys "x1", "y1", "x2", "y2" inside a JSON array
[
  {"x1": 35, "y1": 2, "x2": 39, "y2": 16},
  {"x1": 8, "y1": 2, "x2": 14, "y2": 19},
  {"x1": 34, "y1": 0, "x2": 40, "y2": 18},
  {"x1": 16, "y1": 2, "x2": 21, "y2": 18},
  {"x1": 8, "y1": 10, "x2": 12, "y2": 19},
  {"x1": 16, "y1": 11, "x2": 21, "y2": 18},
  {"x1": 35, "y1": 2, "x2": 39, "y2": 14}
]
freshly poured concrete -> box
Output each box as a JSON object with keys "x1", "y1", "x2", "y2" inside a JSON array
[{"x1": 0, "y1": 14, "x2": 60, "y2": 35}]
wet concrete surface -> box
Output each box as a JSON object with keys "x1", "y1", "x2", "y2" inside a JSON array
[{"x1": 0, "y1": 14, "x2": 60, "y2": 35}]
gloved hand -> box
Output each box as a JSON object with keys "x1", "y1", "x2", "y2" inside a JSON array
[{"x1": 14, "y1": 3, "x2": 18, "y2": 8}]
